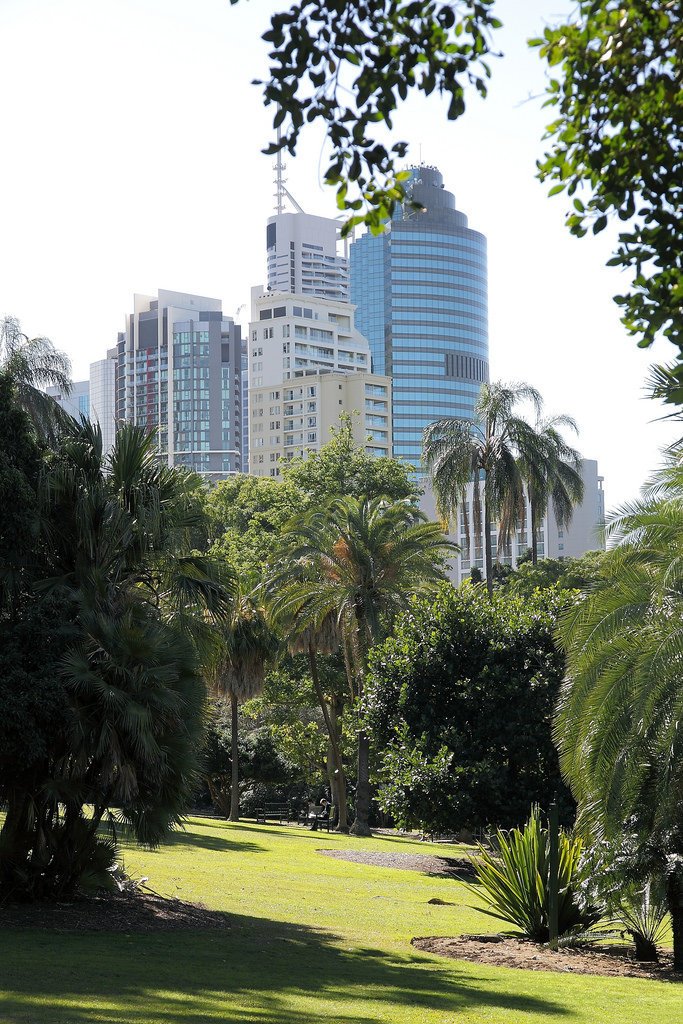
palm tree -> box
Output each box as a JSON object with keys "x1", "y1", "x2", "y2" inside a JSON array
[
  {"x1": 0, "y1": 417, "x2": 233, "y2": 898},
  {"x1": 0, "y1": 315, "x2": 72, "y2": 441},
  {"x1": 423, "y1": 380, "x2": 545, "y2": 596},
  {"x1": 269, "y1": 585, "x2": 350, "y2": 830},
  {"x1": 269, "y1": 496, "x2": 454, "y2": 836},
  {"x1": 209, "y1": 583, "x2": 279, "y2": 821},
  {"x1": 520, "y1": 414, "x2": 584, "y2": 564},
  {"x1": 556, "y1": 456, "x2": 683, "y2": 969}
]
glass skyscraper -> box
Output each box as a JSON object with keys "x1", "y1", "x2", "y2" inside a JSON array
[{"x1": 349, "y1": 165, "x2": 489, "y2": 467}]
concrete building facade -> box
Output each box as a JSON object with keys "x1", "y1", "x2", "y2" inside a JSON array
[
  {"x1": 115, "y1": 289, "x2": 242, "y2": 480},
  {"x1": 89, "y1": 349, "x2": 117, "y2": 453},
  {"x1": 266, "y1": 212, "x2": 348, "y2": 301},
  {"x1": 248, "y1": 287, "x2": 371, "y2": 391},
  {"x1": 46, "y1": 379, "x2": 90, "y2": 420},
  {"x1": 249, "y1": 369, "x2": 392, "y2": 477}
]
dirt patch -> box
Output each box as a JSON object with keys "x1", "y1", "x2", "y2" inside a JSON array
[
  {"x1": 0, "y1": 890, "x2": 230, "y2": 934},
  {"x1": 317, "y1": 849, "x2": 475, "y2": 877},
  {"x1": 412, "y1": 935, "x2": 681, "y2": 980}
]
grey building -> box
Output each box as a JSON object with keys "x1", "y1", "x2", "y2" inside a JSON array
[
  {"x1": 115, "y1": 290, "x2": 242, "y2": 480},
  {"x1": 350, "y1": 164, "x2": 489, "y2": 468}
]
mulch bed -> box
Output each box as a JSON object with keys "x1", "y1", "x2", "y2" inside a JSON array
[
  {"x1": 0, "y1": 890, "x2": 230, "y2": 933},
  {"x1": 412, "y1": 935, "x2": 681, "y2": 980},
  {"x1": 317, "y1": 849, "x2": 476, "y2": 877}
]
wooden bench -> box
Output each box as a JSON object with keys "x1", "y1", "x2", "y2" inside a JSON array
[{"x1": 254, "y1": 803, "x2": 297, "y2": 825}]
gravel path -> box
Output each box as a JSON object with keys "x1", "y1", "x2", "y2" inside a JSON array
[{"x1": 317, "y1": 849, "x2": 475, "y2": 876}]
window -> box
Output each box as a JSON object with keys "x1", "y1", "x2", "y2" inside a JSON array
[
  {"x1": 282, "y1": 325, "x2": 290, "y2": 338},
  {"x1": 273, "y1": 306, "x2": 286, "y2": 318},
  {"x1": 269, "y1": 390, "x2": 280, "y2": 400},
  {"x1": 259, "y1": 309, "x2": 272, "y2": 320}
]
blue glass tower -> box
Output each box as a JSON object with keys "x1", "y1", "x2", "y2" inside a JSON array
[{"x1": 350, "y1": 165, "x2": 488, "y2": 467}]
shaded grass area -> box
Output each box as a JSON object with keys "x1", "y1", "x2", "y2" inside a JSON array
[{"x1": 1, "y1": 818, "x2": 681, "y2": 1024}]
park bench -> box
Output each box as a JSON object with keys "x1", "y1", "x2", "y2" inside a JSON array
[
  {"x1": 298, "y1": 802, "x2": 332, "y2": 832},
  {"x1": 254, "y1": 803, "x2": 297, "y2": 825}
]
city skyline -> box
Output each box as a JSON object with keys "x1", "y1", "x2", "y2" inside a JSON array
[{"x1": 1, "y1": 0, "x2": 678, "y2": 513}]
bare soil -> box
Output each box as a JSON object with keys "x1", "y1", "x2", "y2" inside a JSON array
[
  {"x1": 0, "y1": 890, "x2": 230, "y2": 933},
  {"x1": 412, "y1": 935, "x2": 681, "y2": 980},
  {"x1": 317, "y1": 849, "x2": 476, "y2": 877}
]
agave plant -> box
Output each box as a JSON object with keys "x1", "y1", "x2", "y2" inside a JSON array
[{"x1": 467, "y1": 806, "x2": 602, "y2": 942}]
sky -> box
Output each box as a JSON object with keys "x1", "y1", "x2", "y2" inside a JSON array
[{"x1": 1, "y1": 0, "x2": 678, "y2": 513}]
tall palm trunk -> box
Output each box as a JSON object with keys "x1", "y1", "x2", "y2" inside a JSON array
[
  {"x1": 308, "y1": 644, "x2": 348, "y2": 831},
  {"x1": 484, "y1": 500, "x2": 494, "y2": 598},
  {"x1": 229, "y1": 691, "x2": 240, "y2": 822},
  {"x1": 349, "y1": 610, "x2": 372, "y2": 837},
  {"x1": 530, "y1": 499, "x2": 539, "y2": 565}
]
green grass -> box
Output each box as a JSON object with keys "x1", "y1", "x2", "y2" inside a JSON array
[{"x1": 1, "y1": 818, "x2": 681, "y2": 1023}]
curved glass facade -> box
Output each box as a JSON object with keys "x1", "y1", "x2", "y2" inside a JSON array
[{"x1": 350, "y1": 165, "x2": 489, "y2": 469}]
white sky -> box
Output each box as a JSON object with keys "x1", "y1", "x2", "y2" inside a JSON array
[{"x1": 1, "y1": 0, "x2": 678, "y2": 512}]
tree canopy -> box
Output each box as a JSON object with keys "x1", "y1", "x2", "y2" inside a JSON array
[
  {"x1": 234, "y1": 0, "x2": 501, "y2": 233},
  {"x1": 533, "y1": 0, "x2": 682, "y2": 388},
  {"x1": 365, "y1": 583, "x2": 574, "y2": 833}
]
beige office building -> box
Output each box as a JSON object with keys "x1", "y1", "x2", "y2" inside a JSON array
[{"x1": 249, "y1": 369, "x2": 392, "y2": 478}]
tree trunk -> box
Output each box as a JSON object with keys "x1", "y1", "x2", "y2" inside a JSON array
[
  {"x1": 207, "y1": 777, "x2": 231, "y2": 818},
  {"x1": 484, "y1": 501, "x2": 494, "y2": 598},
  {"x1": 349, "y1": 729, "x2": 372, "y2": 836},
  {"x1": 531, "y1": 500, "x2": 539, "y2": 565},
  {"x1": 666, "y1": 870, "x2": 683, "y2": 971},
  {"x1": 308, "y1": 645, "x2": 348, "y2": 832},
  {"x1": 228, "y1": 691, "x2": 240, "y2": 822}
]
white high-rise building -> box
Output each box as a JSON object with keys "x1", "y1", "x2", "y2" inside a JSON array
[
  {"x1": 248, "y1": 287, "x2": 371, "y2": 391},
  {"x1": 46, "y1": 380, "x2": 90, "y2": 419},
  {"x1": 247, "y1": 286, "x2": 395, "y2": 477},
  {"x1": 266, "y1": 212, "x2": 349, "y2": 301},
  {"x1": 89, "y1": 349, "x2": 117, "y2": 453}
]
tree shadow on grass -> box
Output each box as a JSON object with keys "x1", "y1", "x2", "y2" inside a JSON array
[
  {"x1": 164, "y1": 824, "x2": 267, "y2": 855},
  {"x1": 0, "y1": 909, "x2": 572, "y2": 1024}
]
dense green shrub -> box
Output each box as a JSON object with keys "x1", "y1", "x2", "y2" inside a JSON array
[{"x1": 365, "y1": 584, "x2": 574, "y2": 832}]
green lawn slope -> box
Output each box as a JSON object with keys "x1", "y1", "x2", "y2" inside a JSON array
[{"x1": 1, "y1": 818, "x2": 680, "y2": 1023}]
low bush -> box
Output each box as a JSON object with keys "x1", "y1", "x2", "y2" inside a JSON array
[{"x1": 468, "y1": 806, "x2": 601, "y2": 942}]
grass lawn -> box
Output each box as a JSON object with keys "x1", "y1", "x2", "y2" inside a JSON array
[{"x1": 1, "y1": 817, "x2": 681, "y2": 1023}]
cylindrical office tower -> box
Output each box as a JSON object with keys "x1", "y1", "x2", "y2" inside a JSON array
[{"x1": 350, "y1": 165, "x2": 488, "y2": 468}]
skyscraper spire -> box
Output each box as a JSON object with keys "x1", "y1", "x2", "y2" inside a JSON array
[{"x1": 273, "y1": 126, "x2": 287, "y2": 215}]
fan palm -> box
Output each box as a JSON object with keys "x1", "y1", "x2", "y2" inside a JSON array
[
  {"x1": 423, "y1": 380, "x2": 544, "y2": 596},
  {"x1": 556, "y1": 455, "x2": 683, "y2": 968},
  {"x1": 520, "y1": 415, "x2": 584, "y2": 564},
  {"x1": 208, "y1": 583, "x2": 280, "y2": 821},
  {"x1": 269, "y1": 496, "x2": 454, "y2": 836},
  {"x1": 0, "y1": 417, "x2": 233, "y2": 897},
  {"x1": 0, "y1": 315, "x2": 72, "y2": 442}
]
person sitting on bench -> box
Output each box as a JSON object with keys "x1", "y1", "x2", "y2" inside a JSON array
[{"x1": 309, "y1": 798, "x2": 330, "y2": 831}]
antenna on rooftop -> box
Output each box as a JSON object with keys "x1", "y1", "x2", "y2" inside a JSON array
[{"x1": 273, "y1": 120, "x2": 306, "y2": 215}]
